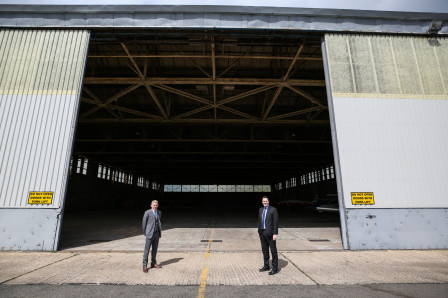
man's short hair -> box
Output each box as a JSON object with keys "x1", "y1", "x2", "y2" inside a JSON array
[
  {"x1": 262, "y1": 196, "x2": 269, "y2": 201},
  {"x1": 151, "y1": 200, "x2": 159, "y2": 205}
]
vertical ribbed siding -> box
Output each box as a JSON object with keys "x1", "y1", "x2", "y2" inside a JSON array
[
  {"x1": 325, "y1": 34, "x2": 448, "y2": 99},
  {"x1": 324, "y1": 34, "x2": 448, "y2": 208},
  {"x1": 0, "y1": 29, "x2": 89, "y2": 208}
]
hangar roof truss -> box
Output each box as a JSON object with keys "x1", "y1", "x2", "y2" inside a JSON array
[{"x1": 76, "y1": 29, "x2": 333, "y2": 184}]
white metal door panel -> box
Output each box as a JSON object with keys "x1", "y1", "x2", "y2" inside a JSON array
[
  {"x1": 333, "y1": 97, "x2": 448, "y2": 208},
  {"x1": 323, "y1": 34, "x2": 448, "y2": 249},
  {"x1": 0, "y1": 29, "x2": 89, "y2": 251},
  {"x1": 324, "y1": 34, "x2": 448, "y2": 209},
  {"x1": 0, "y1": 30, "x2": 89, "y2": 209}
]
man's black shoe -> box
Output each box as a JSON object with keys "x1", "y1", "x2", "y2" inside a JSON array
[
  {"x1": 269, "y1": 269, "x2": 278, "y2": 275},
  {"x1": 259, "y1": 266, "x2": 270, "y2": 272}
]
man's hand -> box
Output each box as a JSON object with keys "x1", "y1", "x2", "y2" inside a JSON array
[{"x1": 273, "y1": 234, "x2": 277, "y2": 241}]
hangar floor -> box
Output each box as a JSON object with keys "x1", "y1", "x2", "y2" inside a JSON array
[{"x1": 59, "y1": 208, "x2": 342, "y2": 252}]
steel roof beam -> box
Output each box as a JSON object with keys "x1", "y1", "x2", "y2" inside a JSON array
[
  {"x1": 263, "y1": 41, "x2": 306, "y2": 120},
  {"x1": 81, "y1": 97, "x2": 164, "y2": 120},
  {"x1": 76, "y1": 138, "x2": 331, "y2": 144},
  {"x1": 80, "y1": 84, "x2": 141, "y2": 119},
  {"x1": 83, "y1": 77, "x2": 326, "y2": 86},
  {"x1": 78, "y1": 118, "x2": 329, "y2": 124}
]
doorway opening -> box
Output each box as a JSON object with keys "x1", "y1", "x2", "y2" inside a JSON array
[{"x1": 60, "y1": 29, "x2": 341, "y2": 251}]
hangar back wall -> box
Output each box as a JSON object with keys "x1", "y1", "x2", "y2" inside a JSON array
[{"x1": 323, "y1": 34, "x2": 448, "y2": 249}]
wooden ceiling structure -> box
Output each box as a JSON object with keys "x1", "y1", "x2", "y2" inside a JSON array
[{"x1": 75, "y1": 29, "x2": 334, "y2": 185}]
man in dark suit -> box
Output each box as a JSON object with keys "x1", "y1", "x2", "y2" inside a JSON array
[
  {"x1": 258, "y1": 195, "x2": 279, "y2": 275},
  {"x1": 142, "y1": 200, "x2": 162, "y2": 272}
]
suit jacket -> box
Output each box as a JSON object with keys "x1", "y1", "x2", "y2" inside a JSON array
[
  {"x1": 258, "y1": 205, "x2": 279, "y2": 237},
  {"x1": 142, "y1": 209, "x2": 162, "y2": 239}
]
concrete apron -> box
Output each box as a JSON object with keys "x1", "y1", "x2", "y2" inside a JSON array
[
  {"x1": 58, "y1": 209, "x2": 343, "y2": 252},
  {"x1": 60, "y1": 226, "x2": 343, "y2": 252},
  {"x1": 1, "y1": 250, "x2": 447, "y2": 286}
]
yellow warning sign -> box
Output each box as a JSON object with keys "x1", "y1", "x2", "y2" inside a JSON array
[
  {"x1": 28, "y1": 192, "x2": 53, "y2": 204},
  {"x1": 351, "y1": 192, "x2": 375, "y2": 205}
]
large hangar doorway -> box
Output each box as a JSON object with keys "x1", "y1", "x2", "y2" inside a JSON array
[{"x1": 60, "y1": 29, "x2": 342, "y2": 251}]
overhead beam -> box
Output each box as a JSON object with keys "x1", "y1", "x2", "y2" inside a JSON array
[
  {"x1": 76, "y1": 138, "x2": 331, "y2": 144},
  {"x1": 211, "y1": 38, "x2": 217, "y2": 120},
  {"x1": 81, "y1": 97, "x2": 164, "y2": 120},
  {"x1": 83, "y1": 77, "x2": 326, "y2": 86},
  {"x1": 282, "y1": 41, "x2": 306, "y2": 82},
  {"x1": 266, "y1": 106, "x2": 321, "y2": 121},
  {"x1": 217, "y1": 46, "x2": 253, "y2": 78},
  {"x1": 217, "y1": 85, "x2": 276, "y2": 106},
  {"x1": 171, "y1": 105, "x2": 214, "y2": 120},
  {"x1": 218, "y1": 105, "x2": 260, "y2": 121},
  {"x1": 82, "y1": 87, "x2": 120, "y2": 119},
  {"x1": 144, "y1": 85, "x2": 169, "y2": 119},
  {"x1": 78, "y1": 118, "x2": 330, "y2": 124},
  {"x1": 262, "y1": 41, "x2": 306, "y2": 120},
  {"x1": 263, "y1": 86, "x2": 283, "y2": 120},
  {"x1": 174, "y1": 45, "x2": 212, "y2": 78},
  {"x1": 88, "y1": 54, "x2": 322, "y2": 61},
  {"x1": 93, "y1": 159, "x2": 327, "y2": 164},
  {"x1": 122, "y1": 42, "x2": 169, "y2": 119},
  {"x1": 80, "y1": 84, "x2": 141, "y2": 119},
  {"x1": 121, "y1": 42, "x2": 144, "y2": 78},
  {"x1": 77, "y1": 151, "x2": 330, "y2": 156},
  {"x1": 153, "y1": 84, "x2": 212, "y2": 105},
  {"x1": 285, "y1": 84, "x2": 326, "y2": 107}
]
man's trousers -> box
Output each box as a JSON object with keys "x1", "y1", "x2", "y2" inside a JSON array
[
  {"x1": 142, "y1": 230, "x2": 160, "y2": 268},
  {"x1": 259, "y1": 230, "x2": 278, "y2": 270}
]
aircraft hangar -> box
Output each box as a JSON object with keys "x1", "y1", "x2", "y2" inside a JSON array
[{"x1": 0, "y1": 3, "x2": 447, "y2": 251}]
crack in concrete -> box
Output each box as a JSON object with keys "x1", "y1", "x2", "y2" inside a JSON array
[
  {"x1": 279, "y1": 252, "x2": 319, "y2": 285},
  {"x1": 0, "y1": 253, "x2": 79, "y2": 285}
]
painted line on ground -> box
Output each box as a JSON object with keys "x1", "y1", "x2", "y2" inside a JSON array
[{"x1": 197, "y1": 227, "x2": 215, "y2": 298}]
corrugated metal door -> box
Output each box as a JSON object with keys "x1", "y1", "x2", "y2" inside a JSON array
[
  {"x1": 323, "y1": 34, "x2": 448, "y2": 249},
  {"x1": 0, "y1": 29, "x2": 89, "y2": 250}
]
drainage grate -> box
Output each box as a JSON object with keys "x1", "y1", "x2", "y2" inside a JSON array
[
  {"x1": 88, "y1": 240, "x2": 112, "y2": 243},
  {"x1": 200, "y1": 240, "x2": 223, "y2": 242},
  {"x1": 308, "y1": 239, "x2": 330, "y2": 242}
]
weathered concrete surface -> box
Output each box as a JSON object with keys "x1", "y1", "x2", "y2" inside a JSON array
[
  {"x1": 2, "y1": 284, "x2": 448, "y2": 298},
  {"x1": 58, "y1": 227, "x2": 342, "y2": 252},
  {"x1": 0, "y1": 252, "x2": 73, "y2": 284},
  {"x1": 282, "y1": 250, "x2": 448, "y2": 285},
  {"x1": 58, "y1": 209, "x2": 343, "y2": 252},
  {"x1": 1, "y1": 250, "x2": 447, "y2": 286},
  {"x1": 3, "y1": 209, "x2": 446, "y2": 294}
]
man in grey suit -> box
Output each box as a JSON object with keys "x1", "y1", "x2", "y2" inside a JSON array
[
  {"x1": 258, "y1": 196, "x2": 279, "y2": 275},
  {"x1": 142, "y1": 200, "x2": 162, "y2": 272}
]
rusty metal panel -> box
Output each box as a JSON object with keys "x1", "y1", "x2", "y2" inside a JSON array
[{"x1": 0, "y1": 29, "x2": 89, "y2": 209}]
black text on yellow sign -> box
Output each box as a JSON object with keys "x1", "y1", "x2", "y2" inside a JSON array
[
  {"x1": 351, "y1": 192, "x2": 374, "y2": 205},
  {"x1": 28, "y1": 192, "x2": 53, "y2": 204}
]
